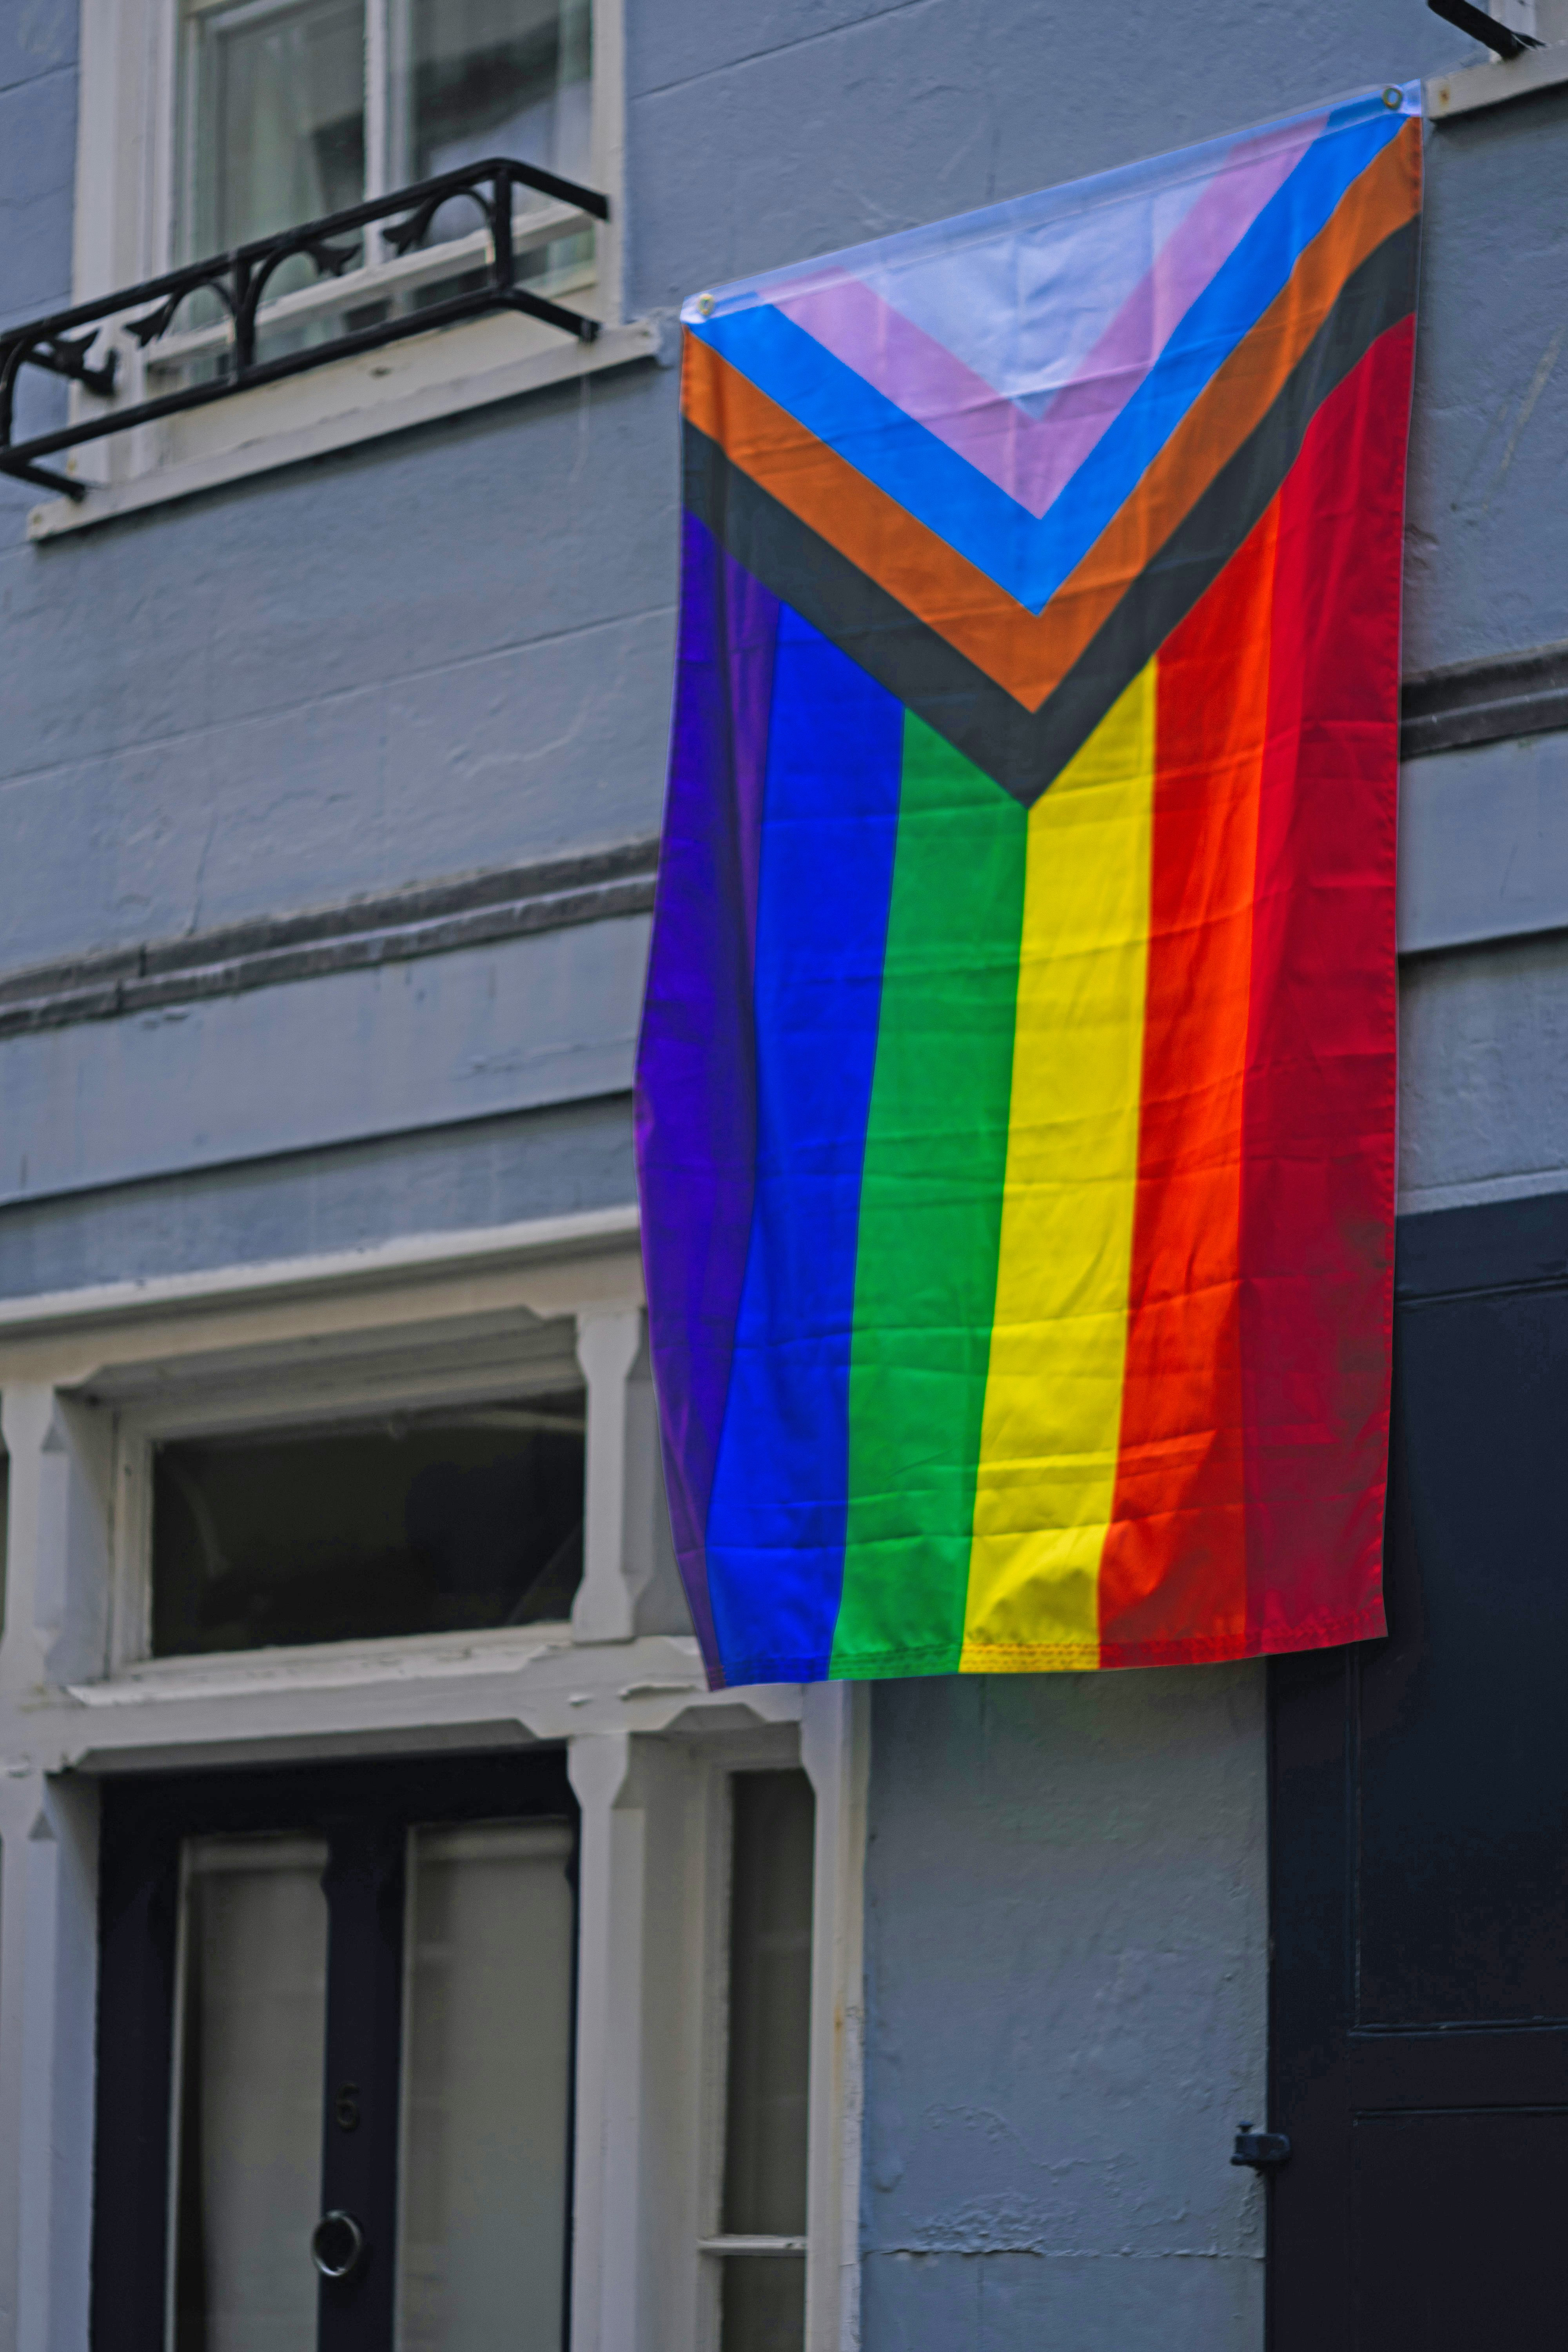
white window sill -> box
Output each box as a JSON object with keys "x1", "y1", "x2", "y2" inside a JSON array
[
  {"x1": 1427, "y1": 37, "x2": 1568, "y2": 116},
  {"x1": 27, "y1": 306, "x2": 667, "y2": 542},
  {"x1": 53, "y1": 1630, "x2": 794, "y2": 1776}
]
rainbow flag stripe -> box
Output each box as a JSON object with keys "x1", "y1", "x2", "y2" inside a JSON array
[{"x1": 637, "y1": 90, "x2": 1419, "y2": 1688}]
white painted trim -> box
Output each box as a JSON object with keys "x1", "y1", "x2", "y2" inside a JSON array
[
  {"x1": 57, "y1": 1639, "x2": 800, "y2": 1773},
  {"x1": 28, "y1": 318, "x2": 664, "y2": 541},
  {"x1": 566, "y1": 1722, "x2": 865, "y2": 2352},
  {"x1": 0, "y1": 1205, "x2": 666, "y2": 1752},
  {"x1": 589, "y1": 0, "x2": 627, "y2": 328},
  {"x1": 0, "y1": 1203, "x2": 876, "y2": 2352},
  {"x1": 0, "y1": 1204, "x2": 639, "y2": 1341},
  {"x1": 107, "y1": 1420, "x2": 154, "y2": 1675},
  {"x1": 566, "y1": 1731, "x2": 641, "y2": 2352},
  {"x1": 801, "y1": 1684, "x2": 871, "y2": 2352},
  {"x1": 0, "y1": 1777, "x2": 100, "y2": 2352},
  {"x1": 1426, "y1": 38, "x2": 1568, "y2": 115},
  {"x1": 363, "y1": 0, "x2": 390, "y2": 212},
  {"x1": 102, "y1": 1328, "x2": 586, "y2": 1673},
  {"x1": 573, "y1": 1309, "x2": 648, "y2": 1644},
  {"x1": 699, "y1": 2236, "x2": 809, "y2": 2255}
]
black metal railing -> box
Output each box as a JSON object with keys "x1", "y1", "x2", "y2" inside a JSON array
[{"x1": 0, "y1": 157, "x2": 608, "y2": 501}]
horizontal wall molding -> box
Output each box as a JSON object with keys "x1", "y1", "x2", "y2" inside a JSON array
[
  {"x1": 0, "y1": 837, "x2": 659, "y2": 1041},
  {"x1": 1401, "y1": 640, "x2": 1568, "y2": 761},
  {"x1": 0, "y1": 1203, "x2": 641, "y2": 1341},
  {"x1": 2, "y1": 642, "x2": 1564, "y2": 1043}
]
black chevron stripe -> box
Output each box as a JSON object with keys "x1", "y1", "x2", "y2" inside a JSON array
[{"x1": 684, "y1": 214, "x2": 1418, "y2": 808}]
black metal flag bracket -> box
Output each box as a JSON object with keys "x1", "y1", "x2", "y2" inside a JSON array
[
  {"x1": 1427, "y1": 0, "x2": 1543, "y2": 58},
  {"x1": 0, "y1": 157, "x2": 609, "y2": 501}
]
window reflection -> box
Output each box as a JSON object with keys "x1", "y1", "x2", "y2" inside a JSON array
[
  {"x1": 152, "y1": 1396, "x2": 585, "y2": 1657},
  {"x1": 180, "y1": 0, "x2": 365, "y2": 258},
  {"x1": 398, "y1": 0, "x2": 591, "y2": 191}
]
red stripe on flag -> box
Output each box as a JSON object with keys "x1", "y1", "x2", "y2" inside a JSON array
[
  {"x1": 1239, "y1": 318, "x2": 1411, "y2": 1653},
  {"x1": 1099, "y1": 497, "x2": 1278, "y2": 1665}
]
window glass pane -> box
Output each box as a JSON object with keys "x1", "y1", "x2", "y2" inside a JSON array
[
  {"x1": 723, "y1": 1770, "x2": 815, "y2": 2239},
  {"x1": 397, "y1": 1820, "x2": 575, "y2": 2351},
  {"x1": 720, "y1": 2256, "x2": 807, "y2": 2352},
  {"x1": 180, "y1": 0, "x2": 366, "y2": 258},
  {"x1": 151, "y1": 1394, "x2": 584, "y2": 1657},
  {"x1": 172, "y1": 1835, "x2": 329, "y2": 2352},
  {"x1": 396, "y1": 0, "x2": 591, "y2": 192}
]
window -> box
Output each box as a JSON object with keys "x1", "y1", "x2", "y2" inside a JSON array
[
  {"x1": 178, "y1": 0, "x2": 368, "y2": 258},
  {"x1": 105, "y1": 1305, "x2": 599, "y2": 1672},
  {"x1": 0, "y1": 1221, "x2": 865, "y2": 2352},
  {"x1": 50, "y1": 0, "x2": 646, "y2": 532},
  {"x1": 162, "y1": 0, "x2": 593, "y2": 368},
  {"x1": 150, "y1": 1393, "x2": 585, "y2": 1657},
  {"x1": 95, "y1": 1751, "x2": 577, "y2": 2352},
  {"x1": 174, "y1": 0, "x2": 592, "y2": 265}
]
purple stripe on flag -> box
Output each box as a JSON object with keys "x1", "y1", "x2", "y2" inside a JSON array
[
  {"x1": 635, "y1": 514, "x2": 780, "y2": 1683},
  {"x1": 775, "y1": 115, "x2": 1319, "y2": 520}
]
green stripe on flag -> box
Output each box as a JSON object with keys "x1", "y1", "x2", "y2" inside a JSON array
[{"x1": 832, "y1": 713, "x2": 1028, "y2": 1677}]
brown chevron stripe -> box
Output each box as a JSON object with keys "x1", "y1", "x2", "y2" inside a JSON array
[
  {"x1": 684, "y1": 216, "x2": 1419, "y2": 806},
  {"x1": 682, "y1": 118, "x2": 1420, "y2": 715}
]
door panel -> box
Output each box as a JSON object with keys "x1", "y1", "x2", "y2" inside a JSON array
[
  {"x1": 397, "y1": 1822, "x2": 575, "y2": 2351},
  {"x1": 174, "y1": 1837, "x2": 330, "y2": 2352},
  {"x1": 91, "y1": 1750, "x2": 575, "y2": 2352},
  {"x1": 1270, "y1": 1193, "x2": 1568, "y2": 2350},
  {"x1": 1356, "y1": 1285, "x2": 1568, "y2": 2029},
  {"x1": 1350, "y1": 2109, "x2": 1568, "y2": 2343}
]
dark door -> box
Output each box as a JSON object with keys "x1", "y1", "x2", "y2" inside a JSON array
[
  {"x1": 91, "y1": 1748, "x2": 577, "y2": 2352},
  {"x1": 1269, "y1": 1193, "x2": 1568, "y2": 2349}
]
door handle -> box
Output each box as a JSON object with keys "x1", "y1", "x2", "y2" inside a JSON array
[{"x1": 310, "y1": 2210, "x2": 367, "y2": 2281}]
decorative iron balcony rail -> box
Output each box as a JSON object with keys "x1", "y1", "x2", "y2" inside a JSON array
[{"x1": 0, "y1": 157, "x2": 608, "y2": 502}]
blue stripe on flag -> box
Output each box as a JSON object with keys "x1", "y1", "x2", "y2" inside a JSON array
[
  {"x1": 704, "y1": 610, "x2": 904, "y2": 1683},
  {"x1": 693, "y1": 107, "x2": 1402, "y2": 613}
]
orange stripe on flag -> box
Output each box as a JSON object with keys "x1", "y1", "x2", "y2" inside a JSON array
[{"x1": 1096, "y1": 496, "x2": 1279, "y2": 1664}]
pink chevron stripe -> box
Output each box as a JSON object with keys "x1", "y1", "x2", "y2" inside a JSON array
[{"x1": 776, "y1": 116, "x2": 1323, "y2": 520}]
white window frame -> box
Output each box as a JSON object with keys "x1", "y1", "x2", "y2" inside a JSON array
[
  {"x1": 0, "y1": 1211, "x2": 870, "y2": 2352},
  {"x1": 102, "y1": 1308, "x2": 592, "y2": 1675},
  {"x1": 33, "y1": 0, "x2": 655, "y2": 541}
]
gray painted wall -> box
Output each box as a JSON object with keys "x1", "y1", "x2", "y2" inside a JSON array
[
  {"x1": 862, "y1": 1670, "x2": 1267, "y2": 2350},
  {"x1": 5, "y1": 6, "x2": 1568, "y2": 2350},
  {"x1": 1399, "y1": 736, "x2": 1568, "y2": 957},
  {"x1": 0, "y1": 910, "x2": 648, "y2": 1205},
  {"x1": 5, "y1": 0, "x2": 1568, "y2": 1290}
]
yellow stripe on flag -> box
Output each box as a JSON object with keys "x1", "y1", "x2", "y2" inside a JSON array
[{"x1": 961, "y1": 657, "x2": 1157, "y2": 1669}]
